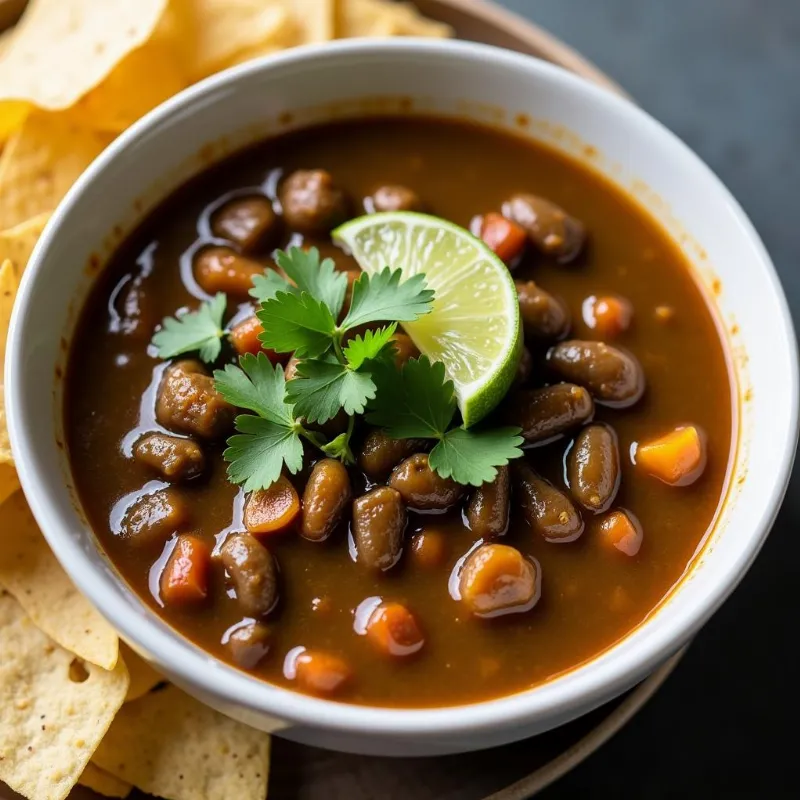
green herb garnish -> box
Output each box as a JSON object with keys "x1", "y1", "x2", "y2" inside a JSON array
[{"x1": 151, "y1": 292, "x2": 227, "y2": 362}]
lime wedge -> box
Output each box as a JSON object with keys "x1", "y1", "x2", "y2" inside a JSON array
[{"x1": 333, "y1": 212, "x2": 522, "y2": 427}]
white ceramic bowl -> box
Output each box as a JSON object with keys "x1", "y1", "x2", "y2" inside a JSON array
[{"x1": 6, "y1": 40, "x2": 798, "y2": 756}]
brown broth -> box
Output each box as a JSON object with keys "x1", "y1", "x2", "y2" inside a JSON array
[{"x1": 65, "y1": 117, "x2": 733, "y2": 707}]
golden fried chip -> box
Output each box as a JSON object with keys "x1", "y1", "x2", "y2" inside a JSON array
[
  {"x1": 120, "y1": 641, "x2": 165, "y2": 702},
  {"x1": 0, "y1": 593, "x2": 129, "y2": 800},
  {"x1": 78, "y1": 763, "x2": 133, "y2": 798},
  {"x1": 0, "y1": 112, "x2": 113, "y2": 230},
  {"x1": 93, "y1": 685, "x2": 271, "y2": 800},
  {"x1": 0, "y1": 463, "x2": 18, "y2": 506},
  {"x1": 0, "y1": 0, "x2": 168, "y2": 137},
  {"x1": 182, "y1": 0, "x2": 295, "y2": 80},
  {"x1": 291, "y1": 0, "x2": 337, "y2": 43},
  {"x1": 0, "y1": 490, "x2": 120, "y2": 669},
  {"x1": 0, "y1": 257, "x2": 18, "y2": 466},
  {"x1": 0, "y1": 212, "x2": 50, "y2": 274},
  {"x1": 340, "y1": 0, "x2": 452, "y2": 38}
]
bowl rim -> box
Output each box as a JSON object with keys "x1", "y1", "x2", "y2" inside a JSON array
[{"x1": 6, "y1": 37, "x2": 798, "y2": 737}]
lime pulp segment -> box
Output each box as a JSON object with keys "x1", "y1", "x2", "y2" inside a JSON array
[{"x1": 333, "y1": 212, "x2": 522, "y2": 427}]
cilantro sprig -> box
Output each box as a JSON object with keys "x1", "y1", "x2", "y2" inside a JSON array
[
  {"x1": 368, "y1": 356, "x2": 524, "y2": 486},
  {"x1": 151, "y1": 293, "x2": 227, "y2": 362}
]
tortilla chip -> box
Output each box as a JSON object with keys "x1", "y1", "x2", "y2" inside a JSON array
[
  {"x1": 340, "y1": 0, "x2": 452, "y2": 38},
  {"x1": 291, "y1": 0, "x2": 337, "y2": 43},
  {"x1": 182, "y1": 0, "x2": 295, "y2": 80},
  {"x1": 0, "y1": 111, "x2": 113, "y2": 230},
  {"x1": 0, "y1": 593, "x2": 129, "y2": 800},
  {"x1": 0, "y1": 0, "x2": 168, "y2": 137},
  {"x1": 0, "y1": 490, "x2": 120, "y2": 670},
  {"x1": 0, "y1": 212, "x2": 50, "y2": 274},
  {"x1": 0, "y1": 258, "x2": 18, "y2": 466},
  {"x1": 93, "y1": 685, "x2": 271, "y2": 800},
  {"x1": 78, "y1": 763, "x2": 133, "y2": 798},
  {"x1": 120, "y1": 641, "x2": 165, "y2": 702},
  {"x1": 0, "y1": 463, "x2": 19, "y2": 506}
]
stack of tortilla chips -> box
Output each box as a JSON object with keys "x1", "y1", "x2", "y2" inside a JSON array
[{"x1": 0, "y1": 1, "x2": 450, "y2": 798}]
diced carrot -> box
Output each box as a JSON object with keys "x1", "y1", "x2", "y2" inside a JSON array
[
  {"x1": 160, "y1": 534, "x2": 211, "y2": 605},
  {"x1": 294, "y1": 649, "x2": 351, "y2": 696},
  {"x1": 410, "y1": 529, "x2": 448, "y2": 569},
  {"x1": 244, "y1": 476, "x2": 300, "y2": 535},
  {"x1": 479, "y1": 212, "x2": 527, "y2": 264},
  {"x1": 194, "y1": 246, "x2": 265, "y2": 298},
  {"x1": 598, "y1": 510, "x2": 643, "y2": 557},
  {"x1": 584, "y1": 294, "x2": 633, "y2": 338},
  {"x1": 229, "y1": 315, "x2": 283, "y2": 362},
  {"x1": 635, "y1": 425, "x2": 706, "y2": 486},
  {"x1": 365, "y1": 602, "x2": 425, "y2": 657}
]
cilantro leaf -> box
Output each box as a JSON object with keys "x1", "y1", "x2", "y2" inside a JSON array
[
  {"x1": 250, "y1": 270, "x2": 296, "y2": 304},
  {"x1": 286, "y1": 359, "x2": 376, "y2": 424},
  {"x1": 276, "y1": 247, "x2": 348, "y2": 317},
  {"x1": 343, "y1": 323, "x2": 397, "y2": 370},
  {"x1": 320, "y1": 431, "x2": 355, "y2": 464},
  {"x1": 367, "y1": 356, "x2": 456, "y2": 439},
  {"x1": 428, "y1": 427, "x2": 524, "y2": 487},
  {"x1": 151, "y1": 293, "x2": 226, "y2": 362},
  {"x1": 342, "y1": 268, "x2": 434, "y2": 329},
  {"x1": 213, "y1": 353, "x2": 293, "y2": 426},
  {"x1": 223, "y1": 415, "x2": 304, "y2": 492},
  {"x1": 257, "y1": 291, "x2": 336, "y2": 358}
]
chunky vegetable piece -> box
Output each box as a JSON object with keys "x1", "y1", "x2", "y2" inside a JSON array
[
  {"x1": 584, "y1": 294, "x2": 633, "y2": 338},
  {"x1": 194, "y1": 246, "x2": 265, "y2": 297},
  {"x1": 479, "y1": 212, "x2": 527, "y2": 264},
  {"x1": 409, "y1": 529, "x2": 448, "y2": 569},
  {"x1": 365, "y1": 602, "x2": 425, "y2": 657},
  {"x1": 160, "y1": 535, "x2": 211, "y2": 605},
  {"x1": 292, "y1": 649, "x2": 352, "y2": 696},
  {"x1": 635, "y1": 425, "x2": 707, "y2": 486},
  {"x1": 244, "y1": 477, "x2": 300, "y2": 535},
  {"x1": 229, "y1": 316, "x2": 280, "y2": 360},
  {"x1": 599, "y1": 510, "x2": 643, "y2": 557}
]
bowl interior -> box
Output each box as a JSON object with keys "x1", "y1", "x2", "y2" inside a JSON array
[{"x1": 6, "y1": 40, "x2": 797, "y2": 750}]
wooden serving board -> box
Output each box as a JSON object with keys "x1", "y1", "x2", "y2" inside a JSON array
[{"x1": 0, "y1": 1, "x2": 653, "y2": 799}]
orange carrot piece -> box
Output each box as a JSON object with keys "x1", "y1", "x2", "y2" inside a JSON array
[
  {"x1": 294, "y1": 650, "x2": 352, "y2": 696},
  {"x1": 244, "y1": 476, "x2": 300, "y2": 535},
  {"x1": 365, "y1": 602, "x2": 425, "y2": 658},
  {"x1": 229, "y1": 315, "x2": 283, "y2": 363},
  {"x1": 194, "y1": 246, "x2": 264, "y2": 298},
  {"x1": 599, "y1": 509, "x2": 643, "y2": 557},
  {"x1": 480, "y1": 212, "x2": 527, "y2": 264},
  {"x1": 160, "y1": 534, "x2": 211, "y2": 605},
  {"x1": 410, "y1": 529, "x2": 448, "y2": 569},
  {"x1": 585, "y1": 294, "x2": 633, "y2": 338},
  {"x1": 635, "y1": 425, "x2": 706, "y2": 486}
]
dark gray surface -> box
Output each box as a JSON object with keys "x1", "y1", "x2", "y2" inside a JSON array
[{"x1": 496, "y1": 0, "x2": 798, "y2": 796}]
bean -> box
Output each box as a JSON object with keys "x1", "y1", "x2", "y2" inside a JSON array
[
  {"x1": 300, "y1": 459, "x2": 352, "y2": 541},
  {"x1": 358, "y1": 429, "x2": 425, "y2": 481},
  {"x1": 459, "y1": 544, "x2": 541, "y2": 617},
  {"x1": 503, "y1": 193, "x2": 585, "y2": 262},
  {"x1": 516, "y1": 280, "x2": 571, "y2": 341},
  {"x1": 194, "y1": 246, "x2": 264, "y2": 298},
  {"x1": 224, "y1": 620, "x2": 271, "y2": 669},
  {"x1": 279, "y1": 169, "x2": 350, "y2": 235},
  {"x1": 466, "y1": 466, "x2": 510, "y2": 538},
  {"x1": 410, "y1": 529, "x2": 448, "y2": 569},
  {"x1": 547, "y1": 340, "x2": 645, "y2": 408},
  {"x1": 119, "y1": 488, "x2": 191, "y2": 547},
  {"x1": 389, "y1": 453, "x2": 465, "y2": 511},
  {"x1": 351, "y1": 487, "x2": 406, "y2": 571},
  {"x1": 211, "y1": 195, "x2": 279, "y2": 253},
  {"x1": 220, "y1": 533, "x2": 279, "y2": 618},
  {"x1": 505, "y1": 383, "x2": 594, "y2": 445},
  {"x1": 368, "y1": 185, "x2": 423, "y2": 213},
  {"x1": 567, "y1": 424, "x2": 621, "y2": 513},
  {"x1": 514, "y1": 462, "x2": 584, "y2": 543}
]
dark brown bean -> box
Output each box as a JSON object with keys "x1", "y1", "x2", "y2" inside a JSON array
[
  {"x1": 547, "y1": 340, "x2": 645, "y2": 408},
  {"x1": 119, "y1": 488, "x2": 191, "y2": 547},
  {"x1": 301, "y1": 459, "x2": 352, "y2": 541},
  {"x1": 514, "y1": 462, "x2": 584, "y2": 543},
  {"x1": 505, "y1": 384, "x2": 594, "y2": 445},
  {"x1": 194, "y1": 246, "x2": 265, "y2": 298},
  {"x1": 567, "y1": 424, "x2": 621, "y2": 513},
  {"x1": 211, "y1": 195, "x2": 279, "y2": 253},
  {"x1": 156, "y1": 360, "x2": 236, "y2": 440},
  {"x1": 224, "y1": 620, "x2": 271, "y2": 669},
  {"x1": 118, "y1": 279, "x2": 157, "y2": 340},
  {"x1": 134, "y1": 433, "x2": 205, "y2": 482},
  {"x1": 516, "y1": 280, "x2": 571, "y2": 341},
  {"x1": 368, "y1": 185, "x2": 423, "y2": 213},
  {"x1": 220, "y1": 533, "x2": 279, "y2": 618},
  {"x1": 358, "y1": 429, "x2": 426, "y2": 481},
  {"x1": 503, "y1": 193, "x2": 585, "y2": 262},
  {"x1": 351, "y1": 486, "x2": 406, "y2": 571},
  {"x1": 514, "y1": 346, "x2": 533, "y2": 387},
  {"x1": 466, "y1": 466, "x2": 510, "y2": 538},
  {"x1": 389, "y1": 453, "x2": 465, "y2": 511},
  {"x1": 279, "y1": 169, "x2": 350, "y2": 235},
  {"x1": 459, "y1": 544, "x2": 541, "y2": 617}
]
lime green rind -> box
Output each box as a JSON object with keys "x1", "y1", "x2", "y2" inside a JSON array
[{"x1": 333, "y1": 212, "x2": 522, "y2": 427}]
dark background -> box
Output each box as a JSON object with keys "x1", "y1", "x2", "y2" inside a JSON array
[{"x1": 497, "y1": 0, "x2": 798, "y2": 796}]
